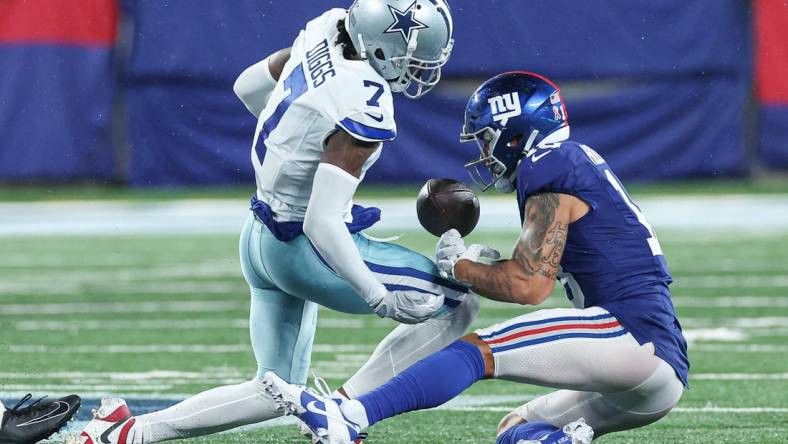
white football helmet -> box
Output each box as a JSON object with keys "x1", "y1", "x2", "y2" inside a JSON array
[{"x1": 347, "y1": 0, "x2": 454, "y2": 98}]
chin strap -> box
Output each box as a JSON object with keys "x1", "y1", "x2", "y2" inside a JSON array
[{"x1": 355, "y1": 33, "x2": 369, "y2": 60}]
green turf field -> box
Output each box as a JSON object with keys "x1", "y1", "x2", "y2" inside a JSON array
[{"x1": 1, "y1": 216, "x2": 787, "y2": 442}]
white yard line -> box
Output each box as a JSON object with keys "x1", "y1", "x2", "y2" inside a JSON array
[
  {"x1": 0, "y1": 392, "x2": 782, "y2": 414},
  {"x1": 18, "y1": 319, "x2": 782, "y2": 336},
  {"x1": 692, "y1": 344, "x2": 788, "y2": 353},
  {"x1": 692, "y1": 373, "x2": 788, "y2": 380},
  {"x1": 4, "y1": 371, "x2": 786, "y2": 383},
  {"x1": 445, "y1": 406, "x2": 788, "y2": 413},
  {"x1": 680, "y1": 317, "x2": 788, "y2": 327},
  {"x1": 674, "y1": 275, "x2": 788, "y2": 289},
  {"x1": 6, "y1": 344, "x2": 253, "y2": 354},
  {"x1": 672, "y1": 407, "x2": 788, "y2": 413},
  {"x1": 5, "y1": 344, "x2": 377, "y2": 354},
  {"x1": 671, "y1": 296, "x2": 788, "y2": 308},
  {"x1": 0, "y1": 254, "x2": 151, "y2": 267},
  {"x1": 0, "y1": 263, "x2": 241, "y2": 283},
  {"x1": 1, "y1": 195, "x2": 787, "y2": 236},
  {"x1": 0, "y1": 300, "x2": 247, "y2": 315},
  {"x1": 4, "y1": 342, "x2": 785, "y2": 355},
  {"x1": 0, "y1": 370, "x2": 247, "y2": 380},
  {"x1": 10, "y1": 317, "x2": 364, "y2": 331},
  {"x1": 2, "y1": 295, "x2": 786, "y2": 318},
  {"x1": 477, "y1": 295, "x2": 788, "y2": 311},
  {"x1": 0, "y1": 384, "x2": 174, "y2": 391},
  {"x1": 0, "y1": 392, "x2": 193, "y2": 400},
  {"x1": 682, "y1": 328, "x2": 749, "y2": 342},
  {"x1": 0, "y1": 281, "x2": 240, "y2": 296}
]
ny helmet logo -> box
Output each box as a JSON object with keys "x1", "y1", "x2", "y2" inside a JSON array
[{"x1": 488, "y1": 92, "x2": 521, "y2": 126}]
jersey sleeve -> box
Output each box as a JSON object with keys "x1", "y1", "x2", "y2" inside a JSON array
[
  {"x1": 516, "y1": 146, "x2": 574, "y2": 197},
  {"x1": 319, "y1": 75, "x2": 397, "y2": 143}
]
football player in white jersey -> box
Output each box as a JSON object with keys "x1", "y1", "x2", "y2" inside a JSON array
[{"x1": 71, "y1": 1, "x2": 479, "y2": 443}]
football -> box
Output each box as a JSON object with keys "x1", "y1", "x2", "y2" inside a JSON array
[{"x1": 416, "y1": 178, "x2": 480, "y2": 237}]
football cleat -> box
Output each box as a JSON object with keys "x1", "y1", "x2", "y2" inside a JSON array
[
  {"x1": 66, "y1": 398, "x2": 135, "y2": 444},
  {"x1": 556, "y1": 418, "x2": 594, "y2": 444},
  {"x1": 262, "y1": 372, "x2": 361, "y2": 444},
  {"x1": 296, "y1": 375, "x2": 367, "y2": 444},
  {"x1": 0, "y1": 393, "x2": 81, "y2": 444},
  {"x1": 299, "y1": 421, "x2": 368, "y2": 444}
]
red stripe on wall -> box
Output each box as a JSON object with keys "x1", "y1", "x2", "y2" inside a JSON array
[
  {"x1": 755, "y1": 0, "x2": 788, "y2": 104},
  {"x1": 0, "y1": 0, "x2": 118, "y2": 46}
]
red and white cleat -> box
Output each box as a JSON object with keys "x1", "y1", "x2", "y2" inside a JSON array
[{"x1": 66, "y1": 398, "x2": 136, "y2": 444}]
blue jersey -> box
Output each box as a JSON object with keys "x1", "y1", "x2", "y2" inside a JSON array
[{"x1": 516, "y1": 141, "x2": 689, "y2": 386}]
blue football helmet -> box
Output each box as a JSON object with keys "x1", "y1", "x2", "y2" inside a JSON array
[{"x1": 461, "y1": 72, "x2": 570, "y2": 193}]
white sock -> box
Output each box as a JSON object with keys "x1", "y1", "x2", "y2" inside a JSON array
[
  {"x1": 340, "y1": 399, "x2": 369, "y2": 429},
  {"x1": 341, "y1": 294, "x2": 479, "y2": 397},
  {"x1": 128, "y1": 379, "x2": 282, "y2": 444}
]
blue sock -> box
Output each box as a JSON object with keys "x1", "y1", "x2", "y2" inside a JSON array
[
  {"x1": 357, "y1": 340, "x2": 485, "y2": 426},
  {"x1": 497, "y1": 422, "x2": 560, "y2": 444}
]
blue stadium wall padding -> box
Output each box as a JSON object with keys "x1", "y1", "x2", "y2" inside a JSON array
[
  {"x1": 127, "y1": 83, "x2": 256, "y2": 186},
  {"x1": 124, "y1": 0, "x2": 347, "y2": 185},
  {"x1": 0, "y1": 46, "x2": 115, "y2": 182},
  {"x1": 123, "y1": 0, "x2": 750, "y2": 185},
  {"x1": 759, "y1": 106, "x2": 788, "y2": 168},
  {"x1": 567, "y1": 77, "x2": 748, "y2": 181},
  {"x1": 448, "y1": 0, "x2": 749, "y2": 79},
  {"x1": 0, "y1": 0, "x2": 118, "y2": 182},
  {"x1": 374, "y1": 76, "x2": 748, "y2": 184},
  {"x1": 123, "y1": 0, "x2": 348, "y2": 81}
]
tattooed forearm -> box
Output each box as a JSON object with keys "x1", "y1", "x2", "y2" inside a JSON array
[
  {"x1": 455, "y1": 260, "x2": 518, "y2": 303},
  {"x1": 453, "y1": 193, "x2": 570, "y2": 305},
  {"x1": 542, "y1": 222, "x2": 567, "y2": 268},
  {"x1": 511, "y1": 193, "x2": 566, "y2": 280}
]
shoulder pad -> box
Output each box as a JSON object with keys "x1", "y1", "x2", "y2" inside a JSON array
[
  {"x1": 319, "y1": 71, "x2": 396, "y2": 142},
  {"x1": 517, "y1": 145, "x2": 573, "y2": 196},
  {"x1": 305, "y1": 8, "x2": 347, "y2": 34}
]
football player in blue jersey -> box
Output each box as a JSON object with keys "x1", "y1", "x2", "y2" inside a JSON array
[{"x1": 264, "y1": 72, "x2": 689, "y2": 444}]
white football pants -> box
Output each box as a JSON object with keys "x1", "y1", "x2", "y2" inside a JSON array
[{"x1": 476, "y1": 306, "x2": 684, "y2": 437}]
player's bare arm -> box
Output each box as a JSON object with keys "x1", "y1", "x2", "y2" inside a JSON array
[
  {"x1": 454, "y1": 193, "x2": 587, "y2": 305},
  {"x1": 322, "y1": 129, "x2": 378, "y2": 177},
  {"x1": 233, "y1": 47, "x2": 291, "y2": 117},
  {"x1": 267, "y1": 47, "x2": 291, "y2": 80}
]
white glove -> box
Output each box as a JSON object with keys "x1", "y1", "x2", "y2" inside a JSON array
[
  {"x1": 365, "y1": 286, "x2": 445, "y2": 324},
  {"x1": 436, "y1": 229, "x2": 501, "y2": 281}
]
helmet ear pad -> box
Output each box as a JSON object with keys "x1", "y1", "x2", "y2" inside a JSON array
[{"x1": 489, "y1": 87, "x2": 568, "y2": 177}]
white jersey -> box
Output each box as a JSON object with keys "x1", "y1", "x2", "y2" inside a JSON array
[{"x1": 252, "y1": 9, "x2": 396, "y2": 223}]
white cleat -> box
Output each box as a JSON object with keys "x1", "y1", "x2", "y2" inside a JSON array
[
  {"x1": 298, "y1": 420, "x2": 321, "y2": 444},
  {"x1": 65, "y1": 398, "x2": 136, "y2": 444},
  {"x1": 562, "y1": 418, "x2": 594, "y2": 444},
  {"x1": 261, "y1": 371, "x2": 360, "y2": 444}
]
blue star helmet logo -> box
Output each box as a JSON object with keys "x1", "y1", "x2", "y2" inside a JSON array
[{"x1": 384, "y1": 1, "x2": 428, "y2": 43}]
